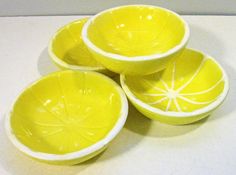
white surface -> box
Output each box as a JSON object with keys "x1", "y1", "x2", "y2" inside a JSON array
[
  {"x1": 1, "y1": 0, "x2": 236, "y2": 16},
  {"x1": 0, "y1": 15, "x2": 236, "y2": 175}
]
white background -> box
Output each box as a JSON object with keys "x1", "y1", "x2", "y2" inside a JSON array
[{"x1": 1, "y1": 0, "x2": 236, "y2": 16}]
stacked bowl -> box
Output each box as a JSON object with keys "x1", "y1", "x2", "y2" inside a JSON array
[{"x1": 6, "y1": 5, "x2": 229, "y2": 165}]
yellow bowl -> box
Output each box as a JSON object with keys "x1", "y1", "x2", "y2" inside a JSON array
[
  {"x1": 5, "y1": 70, "x2": 128, "y2": 165},
  {"x1": 82, "y1": 5, "x2": 189, "y2": 75},
  {"x1": 48, "y1": 18, "x2": 109, "y2": 74},
  {"x1": 120, "y1": 48, "x2": 229, "y2": 125}
]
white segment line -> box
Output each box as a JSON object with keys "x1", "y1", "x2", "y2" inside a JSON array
[
  {"x1": 148, "y1": 97, "x2": 168, "y2": 105},
  {"x1": 76, "y1": 125, "x2": 109, "y2": 129},
  {"x1": 174, "y1": 98, "x2": 182, "y2": 112},
  {"x1": 152, "y1": 85, "x2": 167, "y2": 93},
  {"x1": 29, "y1": 89, "x2": 66, "y2": 124},
  {"x1": 21, "y1": 125, "x2": 32, "y2": 137},
  {"x1": 143, "y1": 79, "x2": 167, "y2": 93},
  {"x1": 178, "y1": 95, "x2": 216, "y2": 105},
  {"x1": 75, "y1": 130, "x2": 96, "y2": 142},
  {"x1": 160, "y1": 78, "x2": 170, "y2": 91},
  {"x1": 59, "y1": 145, "x2": 64, "y2": 152},
  {"x1": 67, "y1": 27, "x2": 79, "y2": 44},
  {"x1": 141, "y1": 93, "x2": 165, "y2": 97},
  {"x1": 42, "y1": 128, "x2": 64, "y2": 137},
  {"x1": 166, "y1": 99, "x2": 172, "y2": 111},
  {"x1": 33, "y1": 121, "x2": 64, "y2": 127},
  {"x1": 171, "y1": 62, "x2": 176, "y2": 89},
  {"x1": 72, "y1": 127, "x2": 96, "y2": 142},
  {"x1": 66, "y1": 133, "x2": 71, "y2": 151},
  {"x1": 74, "y1": 140, "x2": 80, "y2": 148},
  {"x1": 153, "y1": 12, "x2": 170, "y2": 43},
  {"x1": 57, "y1": 74, "x2": 70, "y2": 118},
  {"x1": 177, "y1": 58, "x2": 206, "y2": 92},
  {"x1": 180, "y1": 77, "x2": 224, "y2": 96},
  {"x1": 76, "y1": 113, "x2": 90, "y2": 123}
]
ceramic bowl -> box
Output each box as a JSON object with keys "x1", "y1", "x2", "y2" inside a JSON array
[
  {"x1": 48, "y1": 18, "x2": 110, "y2": 75},
  {"x1": 5, "y1": 70, "x2": 128, "y2": 165},
  {"x1": 120, "y1": 48, "x2": 229, "y2": 125},
  {"x1": 82, "y1": 5, "x2": 189, "y2": 75}
]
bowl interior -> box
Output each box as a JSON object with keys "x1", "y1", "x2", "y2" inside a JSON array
[
  {"x1": 51, "y1": 18, "x2": 101, "y2": 67},
  {"x1": 123, "y1": 49, "x2": 226, "y2": 112},
  {"x1": 10, "y1": 71, "x2": 122, "y2": 154},
  {"x1": 87, "y1": 6, "x2": 186, "y2": 57}
]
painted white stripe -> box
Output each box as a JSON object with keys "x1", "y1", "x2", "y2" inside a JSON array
[
  {"x1": 180, "y1": 77, "x2": 223, "y2": 96},
  {"x1": 33, "y1": 121, "x2": 64, "y2": 127},
  {"x1": 141, "y1": 93, "x2": 165, "y2": 97},
  {"x1": 143, "y1": 79, "x2": 167, "y2": 93},
  {"x1": 174, "y1": 98, "x2": 182, "y2": 112},
  {"x1": 29, "y1": 89, "x2": 66, "y2": 124},
  {"x1": 42, "y1": 128, "x2": 64, "y2": 137},
  {"x1": 177, "y1": 58, "x2": 206, "y2": 92},
  {"x1": 67, "y1": 27, "x2": 79, "y2": 44},
  {"x1": 171, "y1": 62, "x2": 176, "y2": 89},
  {"x1": 148, "y1": 97, "x2": 168, "y2": 105},
  {"x1": 66, "y1": 134, "x2": 71, "y2": 151},
  {"x1": 57, "y1": 74, "x2": 70, "y2": 118},
  {"x1": 21, "y1": 125, "x2": 33, "y2": 137},
  {"x1": 166, "y1": 99, "x2": 172, "y2": 111},
  {"x1": 160, "y1": 78, "x2": 170, "y2": 91},
  {"x1": 178, "y1": 95, "x2": 216, "y2": 105}
]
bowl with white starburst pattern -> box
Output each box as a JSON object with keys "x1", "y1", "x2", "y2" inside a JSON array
[
  {"x1": 5, "y1": 70, "x2": 128, "y2": 164},
  {"x1": 120, "y1": 48, "x2": 229, "y2": 125}
]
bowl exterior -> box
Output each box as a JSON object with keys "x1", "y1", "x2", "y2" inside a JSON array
[
  {"x1": 33, "y1": 145, "x2": 107, "y2": 165},
  {"x1": 129, "y1": 99, "x2": 214, "y2": 125},
  {"x1": 86, "y1": 46, "x2": 186, "y2": 75},
  {"x1": 49, "y1": 55, "x2": 116, "y2": 77}
]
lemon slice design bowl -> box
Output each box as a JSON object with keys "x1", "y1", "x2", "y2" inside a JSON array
[
  {"x1": 82, "y1": 5, "x2": 189, "y2": 75},
  {"x1": 5, "y1": 70, "x2": 128, "y2": 165},
  {"x1": 120, "y1": 48, "x2": 229, "y2": 125},
  {"x1": 48, "y1": 18, "x2": 109, "y2": 74}
]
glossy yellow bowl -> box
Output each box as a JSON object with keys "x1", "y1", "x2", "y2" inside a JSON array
[
  {"x1": 48, "y1": 18, "x2": 109, "y2": 74},
  {"x1": 5, "y1": 70, "x2": 128, "y2": 165},
  {"x1": 120, "y1": 48, "x2": 229, "y2": 125},
  {"x1": 82, "y1": 5, "x2": 189, "y2": 75}
]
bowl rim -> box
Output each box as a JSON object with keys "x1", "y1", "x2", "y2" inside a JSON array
[
  {"x1": 48, "y1": 18, "x2": 106, "y2": 71},
  {"x1": 5, "y1": 70, "x2": 128, "y2": 162},
  {"x1": 82, "y1": 4, "x2": 190, "y2": 61},
  {"x1": 120, "y1": 48, "x2": 229, "y2": 118}
]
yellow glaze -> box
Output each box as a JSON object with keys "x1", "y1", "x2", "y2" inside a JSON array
[
  {"x1": 49, "y1": 18, "x2": 109, "y2": 74},
  {"x1": 121, "y1": 48, "x2": 229, "y2": 125},
  {"x1": 7, "y1": 70, "x2": 128, "y2": 164},
  {"x1": 82, "y1": 5, "x2": 189, "y2": 75}
]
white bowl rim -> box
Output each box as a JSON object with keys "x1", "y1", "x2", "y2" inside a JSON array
[
  {"x1": 82, "y1": 4, "x2": 190, "y2": 62},
  {"x1": 48, "y1": 18, "x2": 106, "y2": 71},
  {"x1": 5, "y1": 70, "x2": 128, "y2": 162},
  {"x1": 120, "y1": 48, "x2": 229, "y2": 118}
]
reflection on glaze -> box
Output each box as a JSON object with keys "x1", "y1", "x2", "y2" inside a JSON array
[
  {"x1": 51, "y1": 18, "x2": 102, "y2": 67},
  {"x1": 88, "y1": 6, "x2": 185, "y2": 56}
]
